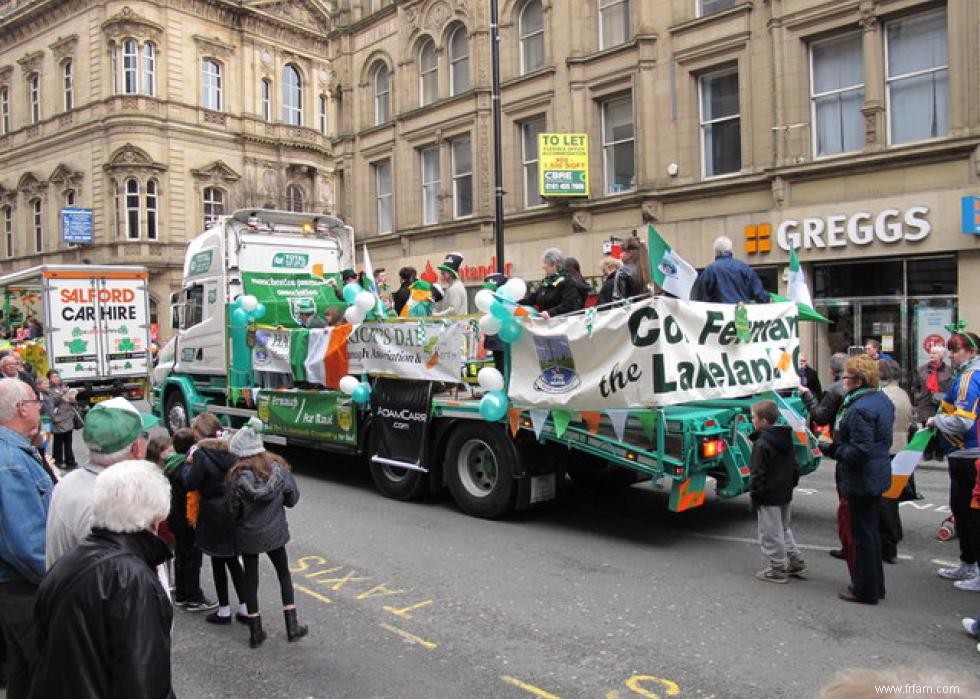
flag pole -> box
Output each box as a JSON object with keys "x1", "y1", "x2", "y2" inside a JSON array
[{"x1": 490, "y1": 0, "x2": 505, "y2": 273}]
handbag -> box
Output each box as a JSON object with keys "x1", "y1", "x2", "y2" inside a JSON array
[{"x1": 72, "y1": 407, "x2": 84, "y2": 431}]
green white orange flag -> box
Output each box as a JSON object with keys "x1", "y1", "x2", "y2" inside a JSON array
[
  {"x1": 786, "y1": 247, "x2": 813, "y2": 308},
  {"x1": 647, "y1": 225, "x2": 698, "y2": 300},
  {"x1": 884, "y1": 427, "x2": 935, "y2": 499}
]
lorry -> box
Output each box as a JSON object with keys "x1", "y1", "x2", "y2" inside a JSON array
[
  {"x1": 153, "y1": 208, "x2": 821, "y2": 519},
  {"x1": 0, "y1": 264, "x2": 152, "y2": 408}
]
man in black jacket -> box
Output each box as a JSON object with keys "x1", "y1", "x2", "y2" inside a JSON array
[{"x1": 32, "y1": 460, "x2": 175, "y2": 699}]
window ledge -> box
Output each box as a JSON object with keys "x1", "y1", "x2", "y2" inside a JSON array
[
  {"x1": 668, "y1": 2, "x2": 753, "y2": 36},
  {"x1": 566, "y1": 39, "x2": 638, "y2": 66}
]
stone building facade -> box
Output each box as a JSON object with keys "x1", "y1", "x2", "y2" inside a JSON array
[
  {"x1": 333, "y1": 0, "x2": 979, "y2": 372},
  {"x1": 0, "y1": 0, "x2": 337, "y2": 338}
]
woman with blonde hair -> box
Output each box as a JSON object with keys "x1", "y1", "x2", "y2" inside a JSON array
[{"x1": 818, "y1": 354, "x2": 894, "y2": 604}]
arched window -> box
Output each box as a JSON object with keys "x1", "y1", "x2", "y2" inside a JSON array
[
  {"x1": 63, "y1": 60, "x2": 74, "y2": 111},
  {"x1": 125, "y1": 178, "x2": 140, "y2": 239},
  {"x1": 29, "y1": 73, "x2": 40, "y2": 123},
  {"x1": 285, "y1": 184, "x2": 304, "y2": 212},
  {"x1": 122, "y1": 39, "x2": 138, "y2": 94},
  {"x1": 202, "y1": 59, "x2": 222, "y2": 111},
  {"x1": 519, "y1": 1, "x2": 544, "y2": 74},
  {"x1": 142, "y1": 43, "x2": 155, "y2": 96},
  {"x1": 419, "y1": 39, "x2": 437, "y2": 106},
  {"x1": 373, "y1": 63, "x2": 390, "y2": 125},
  {"x1": 146, "y1": 179, "x2": 158, "y2": 240},
  {"x1": 203, "y1": 187, "x2": 224, "y2": 229},
  {"x1": 261, "y1": 78, "x2": 272, "y2": 121},
  {"x1": 448, "y1": 26, "x2": 470, "y2": 95},
  {"x1": 282, "y1": 64, "x2": 302, "y2": 125},
  {"x1": 31, "y1": 198, "x2": 43, "y2": 252}
]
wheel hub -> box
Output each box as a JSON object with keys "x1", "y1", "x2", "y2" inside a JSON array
[{"x1": 457, "y1": 439, "x2": 497, "y2": 498}]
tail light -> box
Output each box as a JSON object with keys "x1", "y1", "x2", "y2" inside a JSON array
[{"x1": 701, "y1": 438, "x2": 726, "y2": 459}]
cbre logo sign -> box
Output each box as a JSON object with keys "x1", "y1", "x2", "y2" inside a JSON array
[{"x1": 774, "y1": 206, "x2": 931, "y2": 251}]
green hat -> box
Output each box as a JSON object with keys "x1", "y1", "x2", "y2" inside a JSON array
[
  {"x1": 83, "y1": 397, "x2": 159, "y2": 454},
  {"x1": 437, "y1": 253, "x2": 464, "y2": 279},
  {"x1": 410, "y1": 280, "x2": 432, "y2": 293},
  {"x1": 295, "y1": 298, "x2": 316, "y2": 314}
]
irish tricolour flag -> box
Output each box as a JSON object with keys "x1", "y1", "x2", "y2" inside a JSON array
[
  {"x1": 884, "y1": 427, "x2": 935, "y2": 499},
  {"x1": 647, "y1": 225, "x2": 698, "y2": 300}
]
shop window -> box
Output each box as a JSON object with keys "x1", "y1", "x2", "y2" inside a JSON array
[
  {"x1": 886, "y1": 8, "x2": 948, "y2": 145},
  {"x1": 599, "y1": 0, "x2": 630, "y2": 50},
  {"x1": 451, "y1": 135, "x2": 472, "y2": 219},
  {"x1": 283, "y1": 64, "x2": 303, "y2": 126},
  {"x1": 419, "y1": 39, "x2": 438, "y2": 106},
  {"x1": 373, "y1": 63, "x2": 390, "y2": 125},
  {"x1": 448, "y1": 25, "x2": 470, "y2": 96},
  {"x1": 810, "y1": 33, "x2": 863, "y2": 157},
  {"x1": 521, "y1": 116, "x2": 546, "y2": 208},
  {"x1": 698, "y1": 0, "x2": 736, "y2": 16},
  {"x1": 754, "y1": 266, "x2": 779, "y2": 295},
  {"x1": 420, "y1": 145, "x2": 440, "y2": 225},
  {"x1": 519, "y1": 1, "x2": 544, "y2": 75},
  {"x1": 907, "y1": 256, "x2": 956, "y2": 296},
  {"x1": 202, "y1": 59, "x2": 222, "y2": 111},
  {"x1": 374, "y1": 159, "x2": 392, "y2": 234},
  {"x1": 813, "y1": 260, "x2": 903, "y2": 298},
  {"x1": 700, "y1": 65, "x2": 740, "y2": 177},
  {"x1": 601, "y1": 93, "x2": 634, "y2": 194}
]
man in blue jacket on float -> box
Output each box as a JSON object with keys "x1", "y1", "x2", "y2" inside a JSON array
[{"x1": 692, "y1": 235, "x2": 770, "y2": 304}]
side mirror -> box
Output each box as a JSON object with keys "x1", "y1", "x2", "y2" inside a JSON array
[{"x1": 169, "y1": 292, "x2": 180, "y2": 329}]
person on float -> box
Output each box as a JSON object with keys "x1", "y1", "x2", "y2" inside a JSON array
[
  {"x1": 691, "y1": 235, "x2": 769, "y2": 304},
  {"x1": 611, "y1": 237, "x2": 651, "y2": 302},
  {"x1": 597, "y1": 257, "x2": 622, "y2": 306},
  {"x1": 563, "y1": 257, "x2": 592, "y2": 308},
  {"x1": 294, "y1": 298, "x2": 325, "y2": 329},
  {"x1": 927, "y1": 330, "x2": 980, "y2": 591},
  {"x1": 818, "y1": 354, "x2": 894, "y2": 605},
  {"x1": 433, "y1": 253, "x2": 468, "y2": 316},
  {"x1": 392, "y1": 267, "x2": 417, "y2": 316},
  {"x1": 518, "y1": 248, "x2": 583, "y2": 319}
]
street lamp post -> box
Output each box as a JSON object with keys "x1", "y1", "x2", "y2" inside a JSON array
[{"x1": 490, "y1": 0, "x2": 505, "y2": 274}]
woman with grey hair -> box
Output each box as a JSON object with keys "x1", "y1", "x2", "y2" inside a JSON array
[{"x1": 518, "y1": 247, "x2": 584, "y2": 319}]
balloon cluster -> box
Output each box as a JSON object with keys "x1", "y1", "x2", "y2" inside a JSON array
[
  {"x1": 474, "y1": 277, "x2": 528, "y2": 344},
  {"x1": 232, "y1": 294, "x2": 267, "y2": 327},
  {"x1": 230, "y1": 295, "x2": 267, "y2": 383},
  {"x1": 339, "y1": 375, "x2": 372, "y2": 406},
  {"x1": 342, "y1": 281, "x2": 378, "y2": 324},
  {"x1": 476, "y1": 367, "x2": 508, "y2": 421}
]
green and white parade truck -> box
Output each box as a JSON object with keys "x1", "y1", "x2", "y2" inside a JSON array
[{"x1": 153, "y1": 208, "x2": 821, "y2": 519}]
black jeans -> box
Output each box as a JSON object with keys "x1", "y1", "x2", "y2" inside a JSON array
[
  {"x1": 846, "y1": 494, "x2": 886, "y2": 602},
  {"x1": 242, "y1": 547, "x2": 295, "y2": 615},
  {"x1": 173, "y1": 533, "x2": 204, "y2": 603},
  {"x1": 210, "y1": 556, "x2": 245, "y2": 607},
  {"x1": 948, "y1": 455, "x2": 980, "y2": 565},
  {"x1": 0, "y1": 580, "x2": 39, "y2": 699},
  {"x1": 51, "y1": 431, "x2": 76, "y2": 468}
]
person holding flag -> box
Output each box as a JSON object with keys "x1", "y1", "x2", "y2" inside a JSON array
[{"x1": 927, "y1": 328, "x2": 980, "y2": 592}]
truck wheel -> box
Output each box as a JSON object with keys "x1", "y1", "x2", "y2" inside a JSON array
[
  {"x1": 444, "y1": 423, "x2": 517, "y2": 519},
  {"x1": 566, "y1": 455, "x2": 641, "y2": 492},
  {"x1": 164, "y1": 391, "x2": 189, "y2": 434},
  {"x1": 367, "y1": 429, "x2": 429, "y2": 501}
]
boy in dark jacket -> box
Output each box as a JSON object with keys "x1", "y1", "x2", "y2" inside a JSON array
[{"x1": 750, "y1": 399, "x2": 805, "y2": 583}]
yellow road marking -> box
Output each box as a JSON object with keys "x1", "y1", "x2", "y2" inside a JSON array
[
  {"x1": 295, "y1": 584, "x2": 333, "y2": 605},
  {"x1": 383, "y1": 599, "x2": 433, "y2": 619},
  {"x1": 378, "y1": 622, "x2": 438, "y2": 650},
  {"x1": 625, "y1": 675, "x2": 681, "y2": 698},
  {"x1": 500, "y1": 675, "x2": 563, "y2": 699}
]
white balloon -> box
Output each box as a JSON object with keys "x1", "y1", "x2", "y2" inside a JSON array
[
  {"x1": 240, "y1": 295, "x2": 259, "y2": 312},
  {"x1": 479, "y1": 314, "x2": 502, "y2": 334},
  {"x1": 477, "y1": 367, "x2": 505, "y2": 392},
  {"x1": 344, "y1": 306, "x2": 365, "y2": 324},
  {"x1": 338, "y1": 375, "x2": 360, "y2": 395},
  {"x1": 474, "y1": 289, "x2": 495, "y2": 313},
  {"x1": 354, "y1": 291, "x2": 376, "y2": 312},
  {"x1": 501, "y1": 278, "x2": 527, "y2": 301}
]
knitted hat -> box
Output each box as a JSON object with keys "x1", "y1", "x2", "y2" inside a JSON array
[
  {"x1": 83, "y1": 397, "x2": 159, "y2": 454},
  {"x1": 437, "y1": 253, "x2": 464, "y2": 279},
  {"x1": 230, "y1": 426, "x2": 265, "y2": 457}
]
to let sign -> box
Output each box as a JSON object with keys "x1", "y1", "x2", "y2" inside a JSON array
[
  {"x1": 539, "y1": 133, "x2": 589, "y2": 197},
  {"x1": 61, "y1": 208, "x2": 93, "y2": 245}
]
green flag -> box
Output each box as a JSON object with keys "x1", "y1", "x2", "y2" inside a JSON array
[{"x1": 647, "y1": 225, "x2": 698, "y2": 299}]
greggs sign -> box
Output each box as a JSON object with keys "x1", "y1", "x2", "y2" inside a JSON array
[{"x1": 774, "y1": 206, "x2": 931, "y2": 251}]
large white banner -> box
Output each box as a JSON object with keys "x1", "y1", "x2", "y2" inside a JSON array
[
  {"x1": 509, "y1": 297, "x2": 800, "y2": 409},
  {"x1": 348, "y1": 320, "x2": 465, "y2": 383}
]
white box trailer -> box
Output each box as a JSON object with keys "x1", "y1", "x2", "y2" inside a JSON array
[{"x1": 0, "y1": 264, "x2": 152, "y2": 407}]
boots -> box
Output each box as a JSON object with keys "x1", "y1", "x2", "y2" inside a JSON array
[
  {"x1": 284, "y1": 608, "x2": 308, "y2": 642},
  {"x1": 247, "y1": 615, "x2": 267, "y2": 648}
]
